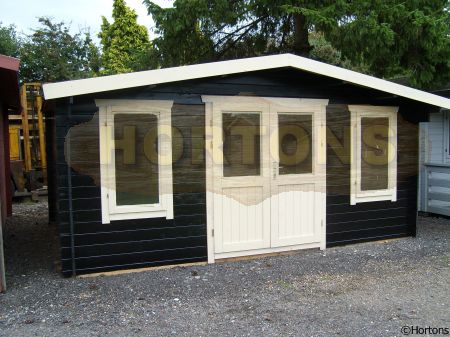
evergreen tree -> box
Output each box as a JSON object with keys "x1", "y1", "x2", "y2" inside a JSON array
[
  {"x1": 145, "y1": 0, "x2": 449, "y2": 88},
  {"x1": 99, "y1": 0, "x2": 152, "y2": 74}
]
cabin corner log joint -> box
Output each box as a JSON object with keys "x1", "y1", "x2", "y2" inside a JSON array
[{"x1": 42, "y1": 54, "x2": 450, "y2": 276}]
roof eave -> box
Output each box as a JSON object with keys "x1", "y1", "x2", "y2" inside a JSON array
[{"x1": 43, "y1": 53, "x2": 450, "y2": 110}]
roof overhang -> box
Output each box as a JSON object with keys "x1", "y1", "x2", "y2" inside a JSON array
[
  {"x1": 43, "y1": 53, "x2": 450, "y2": 109},
  {"x1": 0, "y1": 54, "x2": 19, "y2": 72}
]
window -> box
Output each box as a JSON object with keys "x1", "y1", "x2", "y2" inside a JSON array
[
  {"x1": 222, "y1": 112, "x2": 261, "y2": 177},
  {"x1": 278, "y1": 113, "x2": 313, "y2": 175},
  {"x1": 349, "y1": 105, "x2": 398, "y2": 205},
  {"x1": 96, "y1": 100, "x2": 174, "y2": 224}
]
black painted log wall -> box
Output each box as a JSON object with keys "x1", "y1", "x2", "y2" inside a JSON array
[
  {"x1": 326, "y1": 105, "x2": 418, "y2": 246},
  {"x1": 54, "y1": 99, "x2": 207, "y2": 276},
  {"x1": 47, "y1": 69, "x2": 425, "y2": 276}
]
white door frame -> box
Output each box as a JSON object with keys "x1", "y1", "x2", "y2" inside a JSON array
[
  {"x1": 269, "y1": 100, "x2": 327, "y2": 248},
  {"x1": 204, "y1": 96, "x2": 328, "y2": 263}
]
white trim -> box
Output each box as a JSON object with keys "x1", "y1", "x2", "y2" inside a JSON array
[
  {"x1": 204, "y1": 101, "x2": 215, "y2": 264},
  {"x1": 97, "y1": 99, "x2": 174, "y2": 224},
  {"x1": 215, "y1": 241, "x2": 322, "y2": 260},
  {"x1": 203, "y1": 95, "x2": 327, "y2": 262},
  {"x1": 202, "y1": 95, "x2": 329, "y2": 107},
  {"x1": 43, "y1": 54, "x2": 450, "y2": 109},
  {"x1": 349, "y1": 105, "x2": 398, "y2": 205}
]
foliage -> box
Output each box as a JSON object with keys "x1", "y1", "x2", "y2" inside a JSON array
[
  {"x1": 308, "y1": 32, "x2": 357, "y2": 70},
  {"x1": 145, "y1": 0, "x2": 449, "y2": 88},
  {"x1": 321, "y1": 0, "x2": 450, "y2": 89},
  {"x1": 99, "y1": 0, "x2": 153, "y2": 74},
  {"x1": 19, "y1": 17, "x2": 100, "y2": 83},
  {"x1": 0, "y1": 23, "x2": 21, "y2": 58}
]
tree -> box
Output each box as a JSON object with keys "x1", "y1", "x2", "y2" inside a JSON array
[
  {"x1": 99, "y1": 0, "x2": 153, "y2": 74},
  {"x1": 19, "y1": 17, "x2": 100, "y2": 83},
  {"x1": 323, "y1": 1, "x2": 450, "y2": 88},
  {"x1": 145, "y1": 0, "x2": 449, "y2": 89},
  {"x1": 308, "y1": 31, "x2": 356, "y2": 70},
  {"x1": 0, "y1": 23, "x2": 21, "y2": 57}
]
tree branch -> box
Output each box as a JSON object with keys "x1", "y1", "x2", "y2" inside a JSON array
[
  {"x1": 210, "y1": 16, "x2": 267, "y2": 51},
  {"x1": 215, "y1": 22, "x2": 259, "y2": 59}
]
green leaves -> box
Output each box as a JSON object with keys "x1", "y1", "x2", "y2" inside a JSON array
[
  {"x1": 1, "y1": 0, "x2": 447, "y2": 89},
  {"x1": 99, "y1": 0, "x2": 152, "y2": 75},
  {"x1": 19, "y1": 17, "x2": 99, "y2": 83},
  {"x1": 0, "y1": 23, "x2": 21, "y2": 57},
  {"x1": 145, "y1": 0, "x2": 449, "y2": 89},
  {"x1": 324, "y1": 0, "x2": 450, "y2": 88}
]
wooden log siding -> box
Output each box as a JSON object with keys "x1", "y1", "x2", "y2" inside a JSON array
[
  {"x1": 326, "y1": 105, "x2": 418, "y2": 246},
  {"x1": 51, "y1": 69, "x2": 424, "y2": 275},
  {"x1": 56, "y1": 99, "x2": 207, "y2": 276}
]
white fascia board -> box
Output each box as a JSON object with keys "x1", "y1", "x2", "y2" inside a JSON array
[
  {"x1": 286, "y1": 54, "x2": 450, "y2": 109},
  {"x1": 43, "y1": 54, "x2": 288, "y2": 100},
  {"x1": 43, "y1": 53, "x2": 450, "y2": 109}
]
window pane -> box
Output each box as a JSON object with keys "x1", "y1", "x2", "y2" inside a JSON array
[
  {"x1": 114, "y1": 113, "x2": 159, "y2": 205},
  {"x1": 278, "y1": 114, "x2": 312, "y2": 175},
  {"x1": 361, "y1": 117, "x2": 389, "y2": 191},
  {"x1": 222, "y1": 113, "x2": 261, "y2": 177}
]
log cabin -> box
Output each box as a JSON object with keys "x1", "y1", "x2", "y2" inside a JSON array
[{"x1": 42, "y1": 54, "x2": 450, "y2": 276}]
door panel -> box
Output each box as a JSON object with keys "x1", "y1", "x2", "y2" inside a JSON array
[
  {"x1": 220, "y1": 186, "x2": 269, "y2": 252},
  {"x1": 273, "y1": 183, "x2": 315, "y2": 240},
  {"x1": 203, "y1": 96, "x2": 327, "y2": 257},
  {"x1": 210, "y1": 100, "x2": 271, "y2": 254},
  {"x1": 270, "y1": 104, "x2": 326, "y2": 248}
]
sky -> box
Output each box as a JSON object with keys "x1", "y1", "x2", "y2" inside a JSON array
[{"x1": 0, "y1": 0, "x2": 174, "y2": 40}]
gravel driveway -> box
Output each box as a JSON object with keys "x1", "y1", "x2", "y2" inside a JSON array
[{"x1": 0, "y1": 202, "x2": 449, "y2": 337}]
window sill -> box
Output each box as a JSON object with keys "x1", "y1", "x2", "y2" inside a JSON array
[
  {"x1": 106, "y1": 210, "x2": 170, "y2": 223},
  {"x1": 350, "y1": 190, "x2": 397, "y2": 205}
]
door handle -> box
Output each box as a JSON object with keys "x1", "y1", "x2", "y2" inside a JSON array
[{"x1": 273, "y1": 162, "x2": 278, "y2": 178}]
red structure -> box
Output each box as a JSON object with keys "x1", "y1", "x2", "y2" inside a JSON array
[
  {"x1": 0, "y1": 55, "x2": 20, "y2": 221},
  {"x1": 0, "y1": 54, "x2": 20, "y2": 292}
]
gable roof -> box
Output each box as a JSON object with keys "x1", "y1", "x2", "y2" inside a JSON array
[{"x1": 43, "y1": 53, "x2": 450, "y2": 109}]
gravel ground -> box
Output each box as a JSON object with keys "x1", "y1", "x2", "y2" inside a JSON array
[{"x1": 0, "y1": 202, "x2": 449, "y2": 337}]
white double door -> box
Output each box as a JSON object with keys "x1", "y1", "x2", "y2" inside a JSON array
[{"x1": 203, "y1": 96, "x2": 327, "y2": 259}]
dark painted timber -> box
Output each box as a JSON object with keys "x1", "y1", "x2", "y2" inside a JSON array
[
  {"x1": 47, "y1": 68, "x2": 428, "y2": 276},
  {"x1": 53, "y1": 98, "x2": 207, "y2": 276},
  {"x1": 326, "y1": 104, "x2": 418, "y2": 246}
]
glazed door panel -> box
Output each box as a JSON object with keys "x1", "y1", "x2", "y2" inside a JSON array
[
  {"x1": 210, "y1": 101, "x2": 271, "y2": 254},
  {"x1": 269, "y1": 104, "x2": 326, "y2": 247},
  {"x1": 204, "y1": 96, "x2": 327, "y2": 258}
]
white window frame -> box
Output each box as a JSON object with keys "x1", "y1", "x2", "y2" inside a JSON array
[
  {"x1": 349, "y1": 105, "x2": 398, "y2": 205},
  {"x1": 443, "y1": 110, "x2": 450, "y2": 163},
  {"x1": 96, "y1": 99, "x2": 174, "y2": 224}
]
